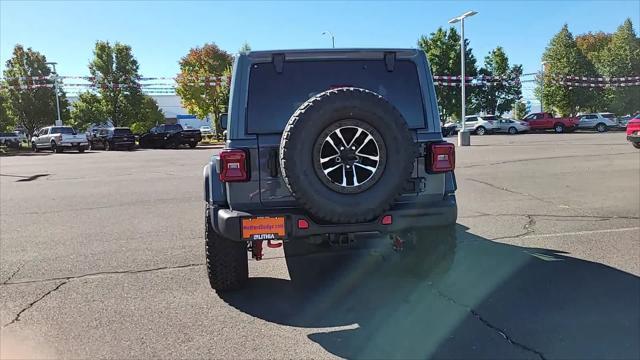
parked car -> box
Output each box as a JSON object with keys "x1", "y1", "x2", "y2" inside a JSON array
[
  {"x1": 31, "y1": 126, "x2": 88, "y2": 153},
  {"x1": 0, "y1": 132, "x2": 20, "y2": 150},
  {"x1": 90, "y1": 127, "x2": 136, "y2": 151},
  {"x1": 495, "y1": 118, "x2": 530, "y2": 134},
  {"x1": 442, "y1": 122, "x2": 460, "y2": 137},
  {"x1": 626, "y1": 114, "x2": 640, "y2": 149},
  {"x1": 203, "y1": 48, "x2": 457, "y2": 291},
  {"x1": 139, "y1": 124, "x2": 202, "y2": 149},
  {"x1": 200, "y1": 125, "x2": 213, "y2": 136},
  {"x1": 521, "y1": 112, "x2": 579, "y2": 133},
  {"x1": 464, "y1": 114, "x2": 500, "y2": 135},
  {"x1": 617, "y1": 115, "x2": 632, "y2": 129},
  {"x1": 577, "y1": 113, "x2": 618, "y2": 132}
]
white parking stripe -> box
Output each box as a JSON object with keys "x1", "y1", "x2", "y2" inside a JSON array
[{"x1": 521, "y1": 227, "x2": 640, "y2": 239}]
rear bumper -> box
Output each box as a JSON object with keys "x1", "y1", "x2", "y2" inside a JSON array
[
  {"x1": 60, "y1": 142, "x2": 88, "y2": 147},
  {"x1": 209, "y1": 195, "x2": 458, "y2": 241}
]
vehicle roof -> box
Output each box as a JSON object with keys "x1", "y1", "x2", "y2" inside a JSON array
[{"x1": 245, "y1": 48, "x2": 420, "y2": 61}]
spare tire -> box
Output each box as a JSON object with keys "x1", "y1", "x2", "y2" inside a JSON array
[{"x1": 279, "y1": 87, "x2": 415, "y2": 223}]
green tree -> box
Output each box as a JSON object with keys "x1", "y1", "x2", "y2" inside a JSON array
[
  {"x1": 88, "y1": 41, "x2": 143, "y2": 127},
  {"x1": 175, "y1": 43, "x2": 233, "y2": 136},
  {"x1": 512, "y1": 100, "x2": 527, "y2": 120},
  {"x1": 130, "y1": 95, "x2": 165, "y2": 134},
  {"x1": 539, "y1": 24, "x2": 599, "y2": 116},
  {"x1": 472, "y1": 46, "x2": 523, "y2": 115},
  {"x1": 597, "y1": 19, "x2": 640, "y2": 115},
  {"x1": 576, "y1": 31, "x2": 612, "y2": 64},
  {"x1": 2, "y1": 44, "x2": 70, "y2": 135},
  {"x1": 69, "y1": 92, "x2": 108, "y2": 131},
  {"x1": 418, "y1": 27, "x2": 478, "y2": 123},
  {"x1": 239, "y1": 42, "x2": 252, "y2": 54},
  {"x1": 0, "y1": 91, "x2": 15, "y2": 132}
]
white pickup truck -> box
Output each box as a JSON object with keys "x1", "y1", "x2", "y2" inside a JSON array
[{"x1": 31, "y1": 126, "x2": 88, "y2": 153}]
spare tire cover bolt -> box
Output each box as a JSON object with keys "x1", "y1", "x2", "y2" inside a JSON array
[{"x1": 336, "y1": 157, "x2": 341, "y2": 162}]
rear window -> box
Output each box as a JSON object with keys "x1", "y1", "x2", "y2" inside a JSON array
[
  {"x1": 51, "y1": 127, "x2": 75, "y2": 135},
  {"x1": 165, "y1": 124, "x2": 183, "y2": 132},
  {"x1": 114, "y1": 128, "x2": 132, "y2": 135},
  {"x1": 601, "y1": 113, "x2": 616, "y2": 119},
  {"x1": 247, "y1": 60, "x2": 426, "y2": 134}
]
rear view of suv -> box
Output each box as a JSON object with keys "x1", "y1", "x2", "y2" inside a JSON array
[{"x1": 203, "y1": 49, "x2": 458, "y2": 291}]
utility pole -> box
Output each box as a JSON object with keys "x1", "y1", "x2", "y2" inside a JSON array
[
  {"x1": 322, "y1": 31, "x2": 335, "y2": 48},
  {"x1": 448, "y1": 10, "x2": 478, "y2": 147},
  {"x1": 540, "y1": 61, "x2": 547, "y2": 113},
  {"x1": 46, "y1": 62, "x2": 62, "y2": 126}
]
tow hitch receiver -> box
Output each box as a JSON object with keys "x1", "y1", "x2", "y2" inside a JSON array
[
  {"x1": 390, "y1": 234, "x2": 404, "y2": 251},
  {"x1": 250, "y1": 240, "x2": 283, "y2": 261}
]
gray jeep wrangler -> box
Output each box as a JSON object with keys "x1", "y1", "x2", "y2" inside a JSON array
[{"x1": 203, "y1": 49, "x2": 457, "y2": 291}]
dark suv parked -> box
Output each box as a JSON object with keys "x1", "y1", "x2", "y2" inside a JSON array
[
  {"x1": 90, "y1": 127, "x2": 135, "y2": 151},
  {"x1": 203, "y1": 49, "x2": 458, "y2": 291}
]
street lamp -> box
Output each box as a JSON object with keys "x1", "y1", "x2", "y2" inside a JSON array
[
  {"x1": 46, "y1": 62, "x2": 62, "y2": 126},
  {"x1": 448, "y1": 10, "x2": 477, "y2": 147},
  {"x1": 540, "y1": 61, "x2": 548, "y2": 112},
  {"x1": 322, "y1": 31, "x2": 335, "y2": 48}
]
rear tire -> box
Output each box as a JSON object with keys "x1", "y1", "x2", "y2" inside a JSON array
[
  {"x1": 508, "y1": 127, "x2": 518, "y2": 135},
  {"x1": 595, "y1": 123, "x2": 607, "y2": 133},
  {"x1": 205, "y1": 207, "x2": 248, "y2": 292},
  {"x1": 475, "y1": 126, "x2": 487, "y2": 136},
  {"x1": 52, "y1": 142, "x2": 63, "y2": 153},
  {"x1": 554, "y1": 123, "x2": 565, "y2": 133},
  {"x1": 189, "y1": 141, "x2": 197, "y2": 148},
  {"x1": 105, "y1": 141, "x2": 111, "y2": 151},
  {"x1": 32, "y1": 142, "x2": 39, "y2": 152},
  {"x1": 633, "y1": 143, "x2": 640, "y2": 149},
  {"x1": 78, "y1": 146, "x2": 86, "y2": 153}
]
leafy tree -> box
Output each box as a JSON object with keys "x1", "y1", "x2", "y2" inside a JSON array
[
  {"x1": 69, "y1": 91, "x2": 108, "y2": 131},
  {"x1": 88, "y1": 41, "x2": 143, "y2": 127},
  {"x1": 239, "y1": 42, "x2": 252, "y2": 54},
  {"x1": 175, "y1": 43, "x2": 233, "y2": 136},
  {"x1": 539, "y1": 24, "x2": 599, "y2": 116},
  {"x1": 597, "y1": 19, "x2": 640, "y2": 115},
  {"x1": 2, "y1": 44, "x2": 70, "y2": 135},
  {"x1": 0, "y1": 91, "x2": 15, "y2": 132},
  {"x1": 576, "y1": 31, "x2": 612, "y2": 64},
  {"x1": 418, "y1": 27, "x2": 478, "y2": 123},
  {"x1": 130, "y1": 95, "x2": 165, "y2": 134},
  {"x1": 472, "y1": 46, "x2": 522, "y2": 115},
  {"x1": 513, "y1": 100, "x2": 527, "y2": 120}
]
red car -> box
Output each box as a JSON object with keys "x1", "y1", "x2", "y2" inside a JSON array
[
  {"x1": 626, "y1": 114, "x2": 640, "y2": 149},
  {"x1": 522, "y1": 112, "x2": 580, "y2": 133}
]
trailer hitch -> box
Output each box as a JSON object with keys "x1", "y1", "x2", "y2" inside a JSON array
[{"x1": 250, "y1": 240, "x2": 283, "y2": 261}]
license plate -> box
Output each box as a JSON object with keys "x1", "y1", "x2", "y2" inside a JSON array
[{"x1": 241, "y1": 216, "x2": 286, "y2": 240}]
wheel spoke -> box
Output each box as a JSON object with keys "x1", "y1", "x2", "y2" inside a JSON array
[
  {"x1": 355, "y1": 152, "x2": 379, "y2": 161},
  {"x1": 355, "y1": 135, "x2": 373, "y2": 153},
  {"x1": 347, "y1": 128, "x2": 363, "y2": 148},
  {"x1": 352, "y1": 166, "x2": 359, "y2": 186},
  {"x1": 320, "y1": 154, "x2": 339, "y2": 163},
  {"x1": 323, "y1": 164, "x2": 342, "y2": 175},
  {"x1": 334, "y1": 128, "x2": 349, "y2": 148},
  {"x1": 354, "y1": 163, "x2": 376, "y2": 173},
  {"x1": 341, "y1": 166, "x2": 347, "y2": 186},
  {"x1": 325, "y1": 137, "x2": 340, "y2": 153}
]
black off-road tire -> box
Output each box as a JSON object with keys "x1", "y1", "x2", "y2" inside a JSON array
[
  {"x1": 279, "y1": 87, "x2": 415, "y2": 223},
  {"x1": 205, "y1": 207, "x2": 248, "y2": 292},
  {"x1": 189, "y1": 141, "x2": 197, "y2": 148}
]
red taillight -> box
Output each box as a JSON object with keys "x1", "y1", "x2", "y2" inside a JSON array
[
  {"x1": 219, "y1": 149, "x2": 249, "y2": 182},
  {"x1": 427, "y1": 142, "x2": 455, "y2": 173},
  {"x1": 381, "y1": 215, "x2": 393, "y2": 225},
  {"x1": 297, "y1": 219, "x2": 309, "y2": 229}
]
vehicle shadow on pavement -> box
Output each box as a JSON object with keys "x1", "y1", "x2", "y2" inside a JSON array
[{"x1": 220, "y1": 225, "x2": 640, "y2": 359}]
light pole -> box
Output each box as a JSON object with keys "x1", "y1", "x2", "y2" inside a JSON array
[
  {"x1": 322, "y1": 31, "x2": 335, "y2": 48},
  {"x1": 46, "y1": 62, "x2": 62, "y2": 126},
  {"x1": 540, "y1": 61, "x2": 547, "y2": 113},
  {"x1": 448, "y1": 10, "x2": 477, "y2": 147}
]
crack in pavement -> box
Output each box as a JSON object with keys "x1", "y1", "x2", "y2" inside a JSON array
[
  {"x1": 427, "y1": 283, "x2": 546, "y2": 360},
  {"x1": 491, "y1": 215, "x2": 537, "y2": 241},
  {"x1": 460, "y1": 212, "x2": 640, "y2": 221},
  {"x1": 1, "y1": 262, "x2": 204, "y2": 286},
  {"x1": 1, "y1": 264, "x2": 23, "y2": 284},
  {"x1": 459, "y1": 152, "x2": 634, "y2": 169},
  {"x1": 467, "y1": 178, "x2": 563, "y2": 207},
  {"x1": 3, "y1": 280, "x2": 69, "y2": 327}
]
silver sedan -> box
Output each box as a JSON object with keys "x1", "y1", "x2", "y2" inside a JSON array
[{"x1": 496, "y1": 119, "x2": 530, "y2": 134}]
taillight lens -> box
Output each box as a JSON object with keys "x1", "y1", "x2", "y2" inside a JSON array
[
  {"x1": 219, "y1": 149, "x2": 249, "y2": 182},
  {"x1": 427, "y1": 142, "x2": 455, "y2": 173}
]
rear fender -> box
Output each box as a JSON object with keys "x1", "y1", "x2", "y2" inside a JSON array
[{"x1": 203, "y1": 156, "x2": 227, "y2": 206}]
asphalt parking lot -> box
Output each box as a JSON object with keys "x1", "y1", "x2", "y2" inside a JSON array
[{"x1": 1, "y1": 132, "x2": 638, "y2": 359}]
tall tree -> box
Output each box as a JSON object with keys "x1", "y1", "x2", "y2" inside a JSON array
[
  {"x1": 130, "y1": 95, "x2": 165, "y2": 134},
  {"x1": 239, "y1": 42, "x2": 252, "y2": 54},
  {"x1": 2, "y1": 45, "x2": 70, "y2": 135},
  {"x1": 472, "y1": 46, "x2": 523, "y2": 115},
  {"x1": 513, "y1": 100, "x2": 527, "y2": 120},
  {"x1": 69, "y1": 91, "x2": 108, "y2": 131},
  {"x1": 88, "y1": 41, "x2": 143, "y2": 127},
  {"x1": 539, "y1": 24, "x2": 599, "y2": 116},
  {"x1": 0, "y1": 91, "x2": 15, "y2": 132},
  {"x1": 175, "y1": 43, "x2": 233, "y2": 136},
  {"x1": 418, "y1": 27, "x2": 478, "y2": 123},
  {"x1": 597, "y1": 19, "x2": 640, "y2": 115},
  {"x1": 576, "y1": 31, "x2": 612, "y2": 64}
]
